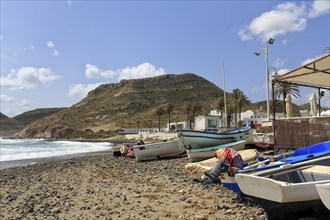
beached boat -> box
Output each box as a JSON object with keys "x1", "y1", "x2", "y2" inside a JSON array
[
  {"x1": 225, "y1": 141, "x2": 330, "y2": 195},
  {"x1": 177, "y1": 126, "x2": 251, "y2": 150},
  {"x1": 133, "y1": 140, "x2": 185, "y2": 162},
  {"x1": 184, "y1": 148, "x2": 259, "y2": 180},
  {"x1": 120, "y1": 143, "x2": 136, "y2": 155},
  {"x1": 235, "y1": 155, "x2": 330, "y2": 219},
  {"x1": 316, "y1": 183, "x2": 330, "y2": 210},
  {"x1": 252, "y1": 132, "x2": 274, "y2": 148},
  {"x1": 186, "y1": 140, "x2": 246, "y2": 162},
  {"x1": 186, "y1": 141, "x2": 330, "y2": 196}
]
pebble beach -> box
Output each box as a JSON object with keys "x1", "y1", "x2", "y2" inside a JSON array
[{"x1": 0, "y1": 150, "x2": 268, "y2": 220}]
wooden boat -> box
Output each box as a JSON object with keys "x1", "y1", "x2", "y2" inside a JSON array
[
  {"x1": 177, "y1": 126, "x2": 251, "y2": 150},
  {"x1": 186, "y1": 140, "x2": 246, "y2": 162},
  {"x1": 316, "y1": 183, "x2": 330, "y2": 210},
  {"x1": 133, "y1": 140, "x2": 185, "y2": 162},
  {"x1": 252, "y1": 132, "x2": 274, "y2": 148},
  {"x1": 235, "y1": 155, "x2": 330, "y2": 219}
]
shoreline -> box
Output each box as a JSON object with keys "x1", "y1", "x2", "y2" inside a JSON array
[{"x1": 0, "y1": 150, "x2": 111, "y2": 170}]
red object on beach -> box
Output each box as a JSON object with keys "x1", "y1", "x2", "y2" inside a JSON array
[{"x1": 125, "y1": 149, "x2": 135, "y2": 158}]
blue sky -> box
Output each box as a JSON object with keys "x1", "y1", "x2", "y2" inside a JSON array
[{"x1": 1, "y1": 0, "x2": 329, "y2": 117}]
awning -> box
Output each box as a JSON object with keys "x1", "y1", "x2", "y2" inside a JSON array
[{"x1": 273, "y1": 53, "x2": 330, "y2": 89}]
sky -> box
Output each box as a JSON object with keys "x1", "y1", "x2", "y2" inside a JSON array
[{"x1": 1, "y1": 0, "x2": 330, "y2": 117}]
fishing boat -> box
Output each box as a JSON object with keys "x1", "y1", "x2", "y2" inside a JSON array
[
  {"x1": 235, "y1": 155, "x2": 330, "y2": 219},
  {"x1": 252, "y1": 132, "x2": 274, "y2": 148},
  {"x1": 186, "y1": 140, "x2": 246, "y2": 162},
  {"x1": 252, "y1": 121, "x2": 274, "y2": 148},
  {"x1": 187, "y1": 141, "x2": 330, "y2": 196},
  {"x1": 177, "y1": 126, "x2": 251, "y2": 150},
  {"x1": 316, "y1": 183, "x2": 330, "y2": 210},
  {"x1": 224, "y1": 141, "x2": 330, "y2": 195},
  {"x1": 133, "y1": 140, "x2": 185, "y2": 162}
]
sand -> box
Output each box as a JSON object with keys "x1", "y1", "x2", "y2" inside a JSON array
[{"x1": 0, "y1": 151, "x2": 268, "y2": 220}]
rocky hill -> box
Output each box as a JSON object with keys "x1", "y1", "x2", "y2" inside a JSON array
[
  {"x1": 15, "y1": 73, "x2": 227, "y2": 139},
  {"x1": 0, "y1": 108, "x2": 66, "y2": 137},
  {"x1": 0, "y1": 113, "x2": 23, "y2": 137}
]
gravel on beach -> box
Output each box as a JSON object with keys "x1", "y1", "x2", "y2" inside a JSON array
[{"x1": 0, "y1": 151, "x2": 268, "y2": 220}]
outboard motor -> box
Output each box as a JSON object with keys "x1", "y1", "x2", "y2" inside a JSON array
[{"x1": 203, "y1": 162, "x2": 228, "y2": 184}]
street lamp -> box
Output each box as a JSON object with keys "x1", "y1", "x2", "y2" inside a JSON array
[{"x1": 255, "y1": 38, "x2": 275, "y2": 121}]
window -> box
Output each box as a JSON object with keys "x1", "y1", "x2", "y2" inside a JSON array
[{"x1": 208, "y1": 119, "x2": 217, "y2": 128}]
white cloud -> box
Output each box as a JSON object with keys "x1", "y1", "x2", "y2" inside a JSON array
[
  {"x1": 46, "y1": 41, "x2": 60, "y2": 56},
  {"x1": 46, "y1": 41, "x2": 55, "y2": 48},
  {"x1": 85, "y1": 62, "x2": 167, "y2": 81},
  {"x1": 309, "y1": 0, "x2": 330, "y2": 18},
  {"x1": 301, "y1": 55, "x2": 323, "y2": 65},
  {"x1": 117, "y1": 62, "x2": 166, "y2": 81},
  {"x1": 0, "y1": 67, "x2": 60, "y2": 90},
  {"x1": 272, "y1": 58, "x2": 288, "y2": 69},
  {"x1": 0, "y1": 95, "x2": 31, "y2": 117},
  {"x1": 0, "y1": 94, "x2": 14, "y2": 102},
  {"x1": 67, "y1": 83, "x2": 102, "y2": 98},
  {"x1": 85, "y1": 64, "x2": 116, "y2": 79},
  {"x1": 238, "y1": 1, "x2": 329, "y2": 42}
]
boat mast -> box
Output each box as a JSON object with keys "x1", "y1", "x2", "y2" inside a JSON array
[{"x1": 222, "y1": 63, "x2": 227, "y2": 128}]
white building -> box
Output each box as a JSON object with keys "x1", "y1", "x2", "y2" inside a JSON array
[
  {"x1": 194, "y1": 115, "x2": 220, "y2": 132},
  {"x1": 240, "y1": 110, "x2": 268, "y2": 127}
]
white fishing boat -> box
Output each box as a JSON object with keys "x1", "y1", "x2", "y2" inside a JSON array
[
  {"x1": 252, "y1": 132, "x2": 274, "y2": 148},
  {"x1": 235, "y1": 155, "x2": 330, "y2": 219},
  {"x1": 133, "y1": 140, "x2": 185, "y2": 162},
  {"x1": 316, "y1": 183, "x2": 330, "y2": 210},
  {"x1": 177, "y1": 126, "x2": 251, "y2": 150},
  {"x1": 186, "y1": 140, "x2": 246, "y2": 162}
]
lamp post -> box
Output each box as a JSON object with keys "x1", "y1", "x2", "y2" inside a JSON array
[{"x1": 255, "y1": 38, "x2": 275, "y2": 121}]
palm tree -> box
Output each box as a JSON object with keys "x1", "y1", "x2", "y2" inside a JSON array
[
  {"x1": 184, "y1": 102, "x2": 192, "y2": 129},
  {"x1": 225, "y1": 101, "x2": 235, "y2": 128},
  {"x1": 232, "y1": 88, "x2": 250, "y2": 127},
  {"x1": 274, "y1": 79, "x2": 300, "y2": 114},
  {"x1": 216, "y1": 96, "x2": 225, "y2": 126},
  {"x1": 156, "y1": 106, "x2": 165, "y2": 132},
  {"x1": 191, "y1": 102, "x2": 203, "y2": 129},
  {"x1": 165, "y1": 103, "x2": 174, "y2": 131}
]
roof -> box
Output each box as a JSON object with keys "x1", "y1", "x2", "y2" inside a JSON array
[{"x1": 273, "y1": 53, "x2": 330, "y2": 89}]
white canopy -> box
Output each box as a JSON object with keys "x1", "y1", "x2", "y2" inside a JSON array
[{"x1": 274, "y1": 53, "x2": 330, "y2": 89}]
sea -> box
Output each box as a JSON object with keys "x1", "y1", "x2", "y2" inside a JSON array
[{"x1": 0, "y1": 138, "x2": 113, "y2": 169}]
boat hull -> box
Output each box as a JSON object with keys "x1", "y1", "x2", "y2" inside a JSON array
[
  {"x1": 252, "y1": 132, "x2": 274, "y2": 148},
  {"x1": 186, "y1": 140, "x2": 246, "y2": 162},
  {"x1": 247, "y1": 195, "x2": 330, "y2": 220},
  {"x1": 316, "y1": 183, "x2": 330, "y2": 210},
  {"x1": 133, "y1": 140, "x2": 184, "y2": 162},
  {"x1": 178, "y1": 126, "x2": 251, "y2": 150}
]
